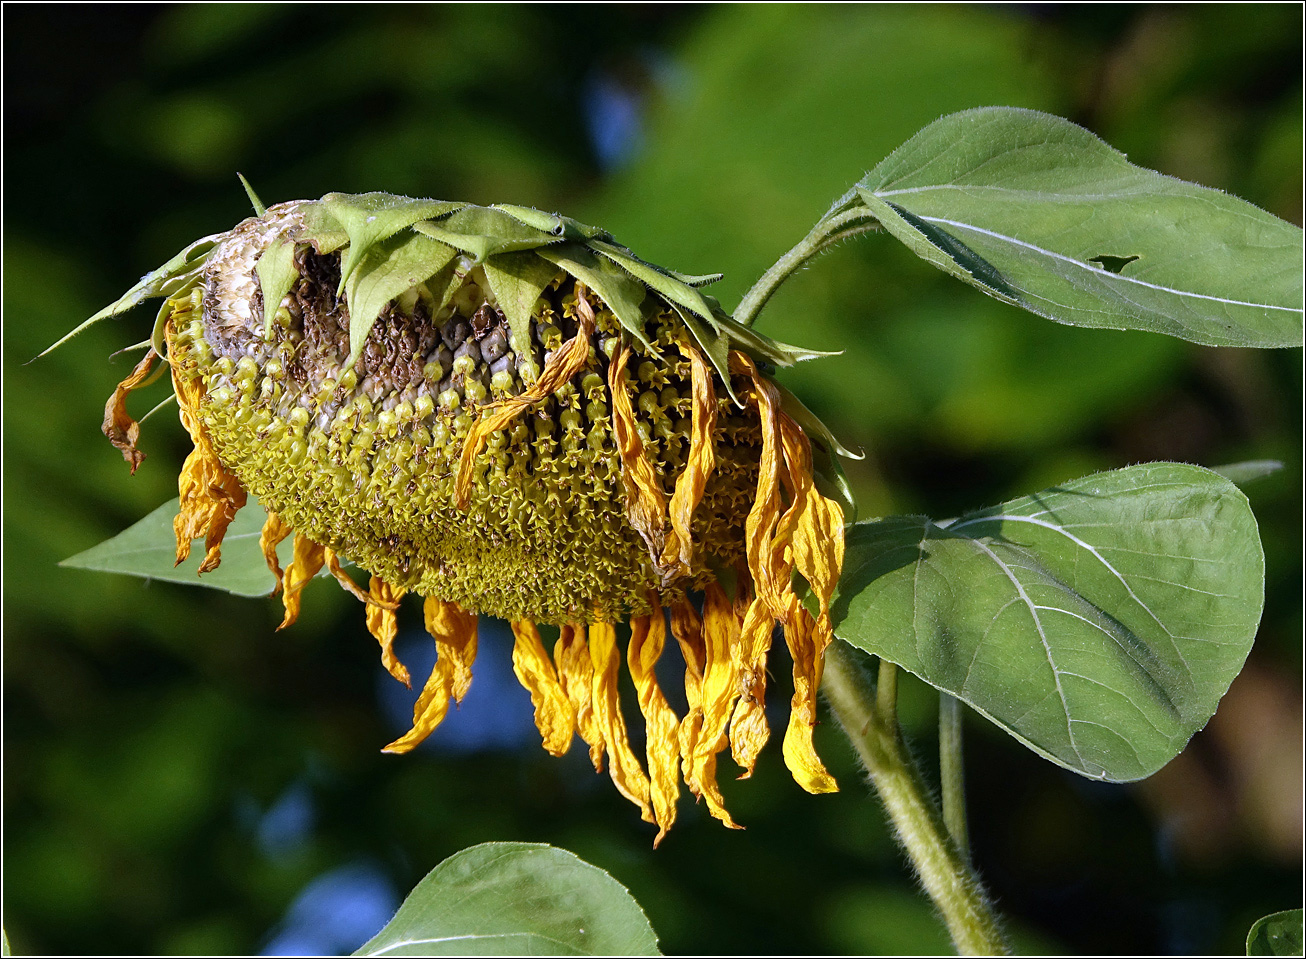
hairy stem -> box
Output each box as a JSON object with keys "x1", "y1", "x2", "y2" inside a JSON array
[
  {"x1": 822, "y1": 642, "x2": 1008, "y2": 956},
  {"x1": 939, "y1": 692, "x2": 971, "y2": 861},
  {"x1": 734, "y1": 209, "x2": 879, "y2": 328}
]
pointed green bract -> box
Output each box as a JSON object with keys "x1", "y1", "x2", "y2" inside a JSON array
[
  {"x1": 254, "y1": 236, "x2": 300, "y2": 339},
  {"x1": 412, "y1": 207, "x2": 561, "y2": 262},
  {"x1": 493, "y1": 203, "x2": 609, "y2": 241},
  {"x1": 482, "y1": 251, "x2": 564, "y2": 378},
  {"x1": 343, "y1": 231, "x2": 461, "y2": 370},
  {"x1": 322, "y1": 191, "x2": 461, "y2": 290},
  {"x1": 538, "y1": 243, "x2": 655, "y2": 351},
  {"x1": 593, "y1": 238, "x2": 716, "y2": 321},
  {"x1": 712, "y1": 310, "x2": 839, "y2": 367},
  {"x1": 238, "y1": 173, "x2": 267, "y2": 216},
  {"x1": 773, "y1": 381, "x2": 862, "y2": 460},
  {"x1": 855, "y1": 107, "x2": 1304, "y2": 348},
  {"x1": 43, "y1": 233, "x2": 221, "y2": 357},
  {"x1": 294, "y1": 202, "x2": 349, "y2": 254}
]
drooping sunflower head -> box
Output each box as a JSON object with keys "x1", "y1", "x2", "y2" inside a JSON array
[{"x1": 75, "y1": 187, "x2": 856, "y2": 843}]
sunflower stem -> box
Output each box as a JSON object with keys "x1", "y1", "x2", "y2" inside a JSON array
[
  {"x1": 735, "y1": 208, "x2": 880, "y2": 328},
  {"x1": 939, "y1": 692, "x2": 971, "y2": 862},
  {"x1": 822, "y1": 642, "x2": 1008, "y2": 956}
]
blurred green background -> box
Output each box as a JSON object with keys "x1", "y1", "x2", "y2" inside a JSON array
[{"x1": 4, "y1": 5, "x2": 1301, "y2": 955}]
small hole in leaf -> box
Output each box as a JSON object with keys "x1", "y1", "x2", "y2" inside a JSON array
[{"x1": 1089, "y1": 254, "x2": 1140, "y2": 274}]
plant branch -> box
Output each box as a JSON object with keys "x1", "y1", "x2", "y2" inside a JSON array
[
  {"x1": 734, "y1": 208, "x2": 879, "y2": 328},
  {"x1": 939, "y1": 692, "x2": 971, "y2": 861},
  {"x1": 822, "y1": 642, "x2": 1007, "y2": 956}
]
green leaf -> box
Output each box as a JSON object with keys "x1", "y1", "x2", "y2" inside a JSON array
[
  {"x1": 343, "y1": 232, "x2": 461, "y2": 370},
  {"x1": 482, "y1": 251, "x2": 564, "y2": 378},
  {"x1": 856, "y1": 107, "x2": 1304, "y2": 348},
  {"x1": 1247, "y1": 909, "x2": 1304, "y2": 956},
  {"x1": 832, "y1": 463, "x2": 1264, "y2": 781},
  {"x1": 354, "y1": 842, "x2": 660, "y2": 957},
  {"x1": 537, "y1": 244, "x2": 654, "y2": 351},
  {"x1": 60, "y1": 496, "x2": 286, "y2": 598},
  {"x1": 42, "y1": 233, "x2": 223, "y2": 357},
  {"x1": 322, "y1": 192, "x2": 462, "y2": 289},
  {"x1": 254, "y1": 236, "x2": 300, "y2": 339}
]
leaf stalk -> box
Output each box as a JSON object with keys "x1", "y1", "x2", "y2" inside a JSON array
[
  {"x1": 735, "y1": 208, "x2": 879, "y2": 328},
  {"x1": 822, "y1": 642, "x2": 1007, "y2": 956}
]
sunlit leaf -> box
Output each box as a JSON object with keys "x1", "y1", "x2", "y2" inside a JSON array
[
  {"x1": 61, "y1": 496, "x2": 287, "y2": 597},
  {"x1": 355, "y1": 842, "x2": 660, "y2": 957},
  {"x1": 832, "y1": 463, "x2": 1264, "y2": 781},
  {"x1": 855, "y1": 107, "x2": 1304, "y2": 348},
  {"x1": 1247, "y1": 909, "x2": 1304, "y2": 956}
]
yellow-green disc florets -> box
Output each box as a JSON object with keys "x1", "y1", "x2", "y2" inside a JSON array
[{"x1": 167, "y1": 203, "x2": 766, "y2": 622}]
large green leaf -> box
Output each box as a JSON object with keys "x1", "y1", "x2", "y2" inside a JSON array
[
  {"x1": 1247, "y1": 909, "x2": 1304, "y2": 956},
  {"x1": 831, "y1": 463, "x2": 1264, "y2": 781},
  {"x1": 355, "y1": 842, "x2": 660, "y2": 957},
  {"x1": 60, "y1": 496, "x2": 285, "y2": 597},
  {"x1": 853, "y1": 107, "x2": 1304, "y2": 348}
]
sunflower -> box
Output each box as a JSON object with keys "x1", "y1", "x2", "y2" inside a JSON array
[{"x1": 71, "y1": 188, "x2": 855, "y2": 844}]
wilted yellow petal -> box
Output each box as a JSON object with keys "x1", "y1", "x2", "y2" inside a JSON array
[
  {"x1": 778, "y1": 412, "x2": 845, "y2": 621},
  {"x1": 278, "y1": 534, "x2": 325, "y2": 630},
  {"x1": 730, "y1": 352, "x2": 789, "y2": 618},
  {"x1": 669, "y1": 598, "x2": 706, "y2": 767},
  {"x1": 728, "y1": 595, "x2": 774, "y2": 777},
  {"x1": 608, "y1": 341, "x2": 671, "y2": 577},
  {"x1": 510, "y1": 620, "x2": 576, "y2": 757},
  {"x1": 685, "y1": 581, "x2": 743, "y2": 829},
  {"x1": 660, "y1": 341, "x2": 717, "y2": 575},
  {"x1": 454, "y1": 286, "x2": 596, "y2": 508},
  {"x1": 429, "y1": 598, "x2": 478, "y2": 703},
  {"x1": 781, "y1": 599, "x2": 838, "y2": 794},
  {"x1": 628, "y1": 606, "x2": 681, "y2": 846},
  {"x1": 170, "y1": 348, "x2": 248, "y2": 574},
  {"x1": 554, "y1": 624, "x2": 603, "y2": 771},
  {"x1": 384, "y1": 597, "x2": 479, "y2": 754},
  {"x1": 102, "y1": 348, "x2": 160, "y2": 474},
  {"x1": 365, "y1": 576, "x2": 412, "y2": 688},
  {"x1": 324, "y1": 548, "x2": 372, "y2": 605},
  {"x1": 589, "y1": 621, "x2": 654, "y2": 823},
  {"x1": 259, "y1": 510, "x2": 293, "y2": 594}
]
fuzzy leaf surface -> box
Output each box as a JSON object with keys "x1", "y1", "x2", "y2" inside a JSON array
[
  {"x1": 832, "y1": 463, "x2": 1264, "y2": 781},
  {"x1": 1247, "y1": 910, "x2": 1304, "y2": 957},
  {"x1": 855, "y1": 107, "x2": 1304, "y2": 347},
  {"x1": 354, "y1": 843, "x2": 659, "y2": 957}
]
